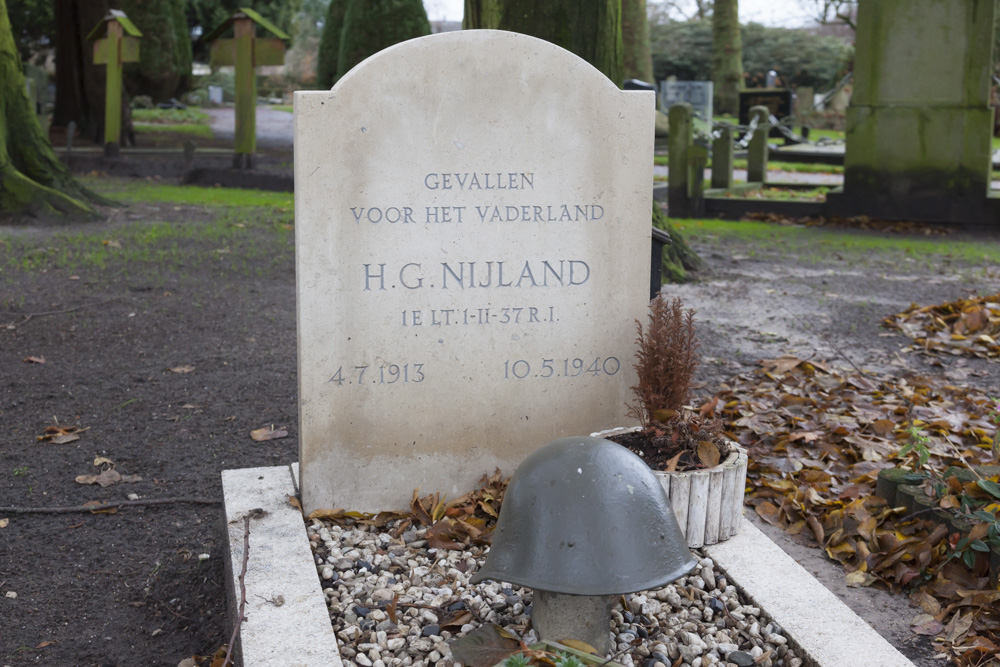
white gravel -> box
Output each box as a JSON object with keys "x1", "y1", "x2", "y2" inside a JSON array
[{"x1": 308, "y1": 519, "x2": 805, "y2": 667}]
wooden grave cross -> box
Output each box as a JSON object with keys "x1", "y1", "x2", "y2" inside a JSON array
[
  {"x1": 205, "y1": 8, "x2": 289, "y2": 169},
  {"x1": 88, "y1": 10, "x2": 142, "y2": 157}
]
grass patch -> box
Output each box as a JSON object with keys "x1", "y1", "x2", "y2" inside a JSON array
[
  {"x1": 270, "y1": 105, "x2": 293, "y2": 113},
  {"x1": 653, "y1": 155, "x2": 843, "y2": 174},
  {"x1": 133, "y1": 123, "x2": 214, "y2": 138},
  {"x1": 80, "y1": 176, "x2": 294, "y2": 210},
  {"x1": 672, "y1": 217, "x2": 1000, "y2": 265},
  {"x1": 131, "y1": 107, "x2": 210, "y2": 125}
]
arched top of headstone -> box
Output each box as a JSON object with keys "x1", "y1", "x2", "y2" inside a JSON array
[{"x1": 332, "y1": 29, "x2": 623, "y2": 95}]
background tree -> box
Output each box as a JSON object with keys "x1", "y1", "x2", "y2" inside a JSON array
[
  {"x1": 1, "y1": 0, "x2": 102, "y2": 216},
  {"x1": 336, "y1": 0, "x2": 430, "y2": 81},
  {"x1": 315, "y1": 0, "x2": 348, "y2": 88},
  {"x1": 650, "y1": 20, "x2": 852, "y2": 91},
  {"x1": 120, "y1": 0, "x2": 192, "y2": 102},
  {"x1": 51, "y1": 0, "x2": 108, "y2": 142},
  {"x1": 622, "y1": 0, "x2": 653, "y2": 82},
  {"x1": 711, "y1": 0, "x2": 742, "y2": 114},
  {"x1": 5, "y1": 0, "x2": 52, "y2": 61}
]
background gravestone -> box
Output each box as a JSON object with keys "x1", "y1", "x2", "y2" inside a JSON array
[
  {"x1": 827, "y1": 0, "x2": 995, "y2": 224},
  {"x1": 661, "y1": 80, "x2": 713, "y2": 133},
  {"x1": 294, "y1": 30, "x2": 654, "y2": 513}
]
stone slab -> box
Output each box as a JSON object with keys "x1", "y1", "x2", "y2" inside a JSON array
[
  {"x1": 222, "y1": 465, "x2": 341, "y2": 666},
  {"x1": 705, "y1": 518, "x2": 915, "y2": 667},
  {"x1": 294, "y1": 30, "x2": 654, "y2": 514}
]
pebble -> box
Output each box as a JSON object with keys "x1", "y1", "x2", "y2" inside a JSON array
[{"x1": 307, "y1": 518, "x2": 805, "y2": 667}]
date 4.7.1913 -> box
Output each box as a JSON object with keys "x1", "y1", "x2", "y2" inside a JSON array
[{"x1": 329, "y1": 363, "x2": 425, "y2": 386}]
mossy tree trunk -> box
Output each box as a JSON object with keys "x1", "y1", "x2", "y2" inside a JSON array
[
  {"x1": 622, "y1": 0, "x2": 653, "y2": 83},
  {"x1": 712, "y1": 0, "x2": 743, "y2": 115},
  {"x1": 464, "y1": 0, "x2": 701, "y2": 284},
  {"x1": 336, "y1": 0, "x2": 431, "y2": 81},
  {"x1": 316, "y1": 0, "x2": 349, "y2": 89},
  {"x1": 1, "y1": 0, "x2": 102, "y2": 217}
]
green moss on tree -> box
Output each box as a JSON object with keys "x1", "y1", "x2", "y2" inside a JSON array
[
  {"x1": 336, "y1": 0, "x2": 430, "y2": 81},
  {"x1": 0, "y1": 0, "x2": 104, "y2": 217},
  {"x1": 316, "y1": 0, "x2": 349, "y2": 89},
  {"x1": 462, "y1": 0, "x2": 500, "y2": 30}
]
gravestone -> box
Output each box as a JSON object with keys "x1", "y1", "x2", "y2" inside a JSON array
[
  {"x1": 739, "y1": 89, "x2": 791, "y2": 138},
  {"x1": 294, "y1": 31, "x2": 654, "y2": 513},
  {"x1": 826, "y1": 0, "x2": 995, "y2": 224},
  {"x1": 208, "y1": 85, "x2": 224, "y2": 105},
  {"x1": 661, "y1": 80, "x2": 713, "y2": 132}
]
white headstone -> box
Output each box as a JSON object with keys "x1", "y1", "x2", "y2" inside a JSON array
[
  {"x1": 294, "y1": 30, "x2": 654, "y2": 513},
  {"x1": 208, "y1": 85, "x2": 224, "y2": 105},
  {"x1": 660, "y1": 80, "x2": 713, "y2": 130}
]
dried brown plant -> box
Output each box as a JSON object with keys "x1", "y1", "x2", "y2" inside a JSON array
[{"x1": 627, "y1": 295, "x2": 700, "y2": 428}]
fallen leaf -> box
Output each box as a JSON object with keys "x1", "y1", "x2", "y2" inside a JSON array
[
  {"x1": 0, "y1": 518, "x2": 8, "y2": 528},
  {"x1": 120, "y1": 474, "x2": 142, "y2": 483},
  {"x1": 22, "y1": 356, "x2": 45, "y2": 364},
  {"x1": 250, "y1": 426, "x2": 288, "y2": 441},
  {"x1": 49, "y1": 434, "x2": 79, "y2": 444},
  {"x1": 558, "y1": 639, "x2": 599, "y2": 655},
  {"x1": 696, "y1": 440, "x2": 721, "y2": 467},
  {"x1": 449, "y1": 624, "x2": 519, "y2": 667},
  {"x1": 75, "y1": 469, "x2": 121, "y2": 487},
  {"x1": 168, "y1": 365, "x2": 195, "y2": 374},
  {"x1": 287, "y1": 495, "x2": 302, "y2": 512},
  {"x1": 35, "y1": 640, "x2": 56, "y2": 648},
  {"x1": 94, "y1": 456, "x2": 114, "y2": 466}
]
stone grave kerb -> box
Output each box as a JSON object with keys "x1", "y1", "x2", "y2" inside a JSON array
[{"x1": 293, "y1": 30, "x2": 655, "y2": 514}]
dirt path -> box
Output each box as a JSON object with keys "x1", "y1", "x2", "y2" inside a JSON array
[
  {"x1": 203, "y1": 106, "x2": 293, "y2": 150},
  {"x1": 1, "y1": 191, "x2": 997, "y2": 666}
]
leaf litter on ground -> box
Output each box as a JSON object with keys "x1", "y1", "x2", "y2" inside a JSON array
[
  {"x1": 884, "y1": 293, "x2": 1000, "y2": 359},
  {"x1": 715, "y1": 355, "x2": 999, "y2": 664}
]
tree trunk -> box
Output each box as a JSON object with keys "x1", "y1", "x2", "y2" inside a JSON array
[
  {"x1": 622, "y1": 0, "x2": 653, "y2": 83},
  {"x1": 52, "y1": 0, "x2": 108, "y2": 143},
  {"x1": 712, "y1": 0, "x2": 743, "y2": 115},
  {"x1": 1, "y1": 0, "x2": 102, "y2": 217},
  {"x1": 653, "y1": 201, "x2": 702, "y2": 283},
  {"x1": 462, "y1": 0, "x2": 500, "y2": 30}
]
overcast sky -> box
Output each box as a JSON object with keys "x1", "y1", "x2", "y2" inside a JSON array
[{"x1": 422, "y1": 0, "x2": 819, "y2": 28}]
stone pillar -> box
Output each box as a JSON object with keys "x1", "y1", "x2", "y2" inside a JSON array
[
  {"x1": 711, "y1": 126, "x2": 734, "y2": 189},
  {"x1": 689, "y1": 144, "x2": 707, "y2": 215},
  {"x1": 667, "y1": 103, "x2": 693, "y2": 217},
  {"x1": 532, "y1": 590, "x2": 614, "y2": 655},
  {"x1": 747, "y1": 105, "x2": 769, "y2": 183},
  {"x1": 830, "y1": 0, "x2": 995, "y2": 223}
]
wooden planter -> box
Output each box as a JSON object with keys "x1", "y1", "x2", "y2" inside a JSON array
[{"x1": 592, "y1": 427, "x2": 748, "y2": 549}]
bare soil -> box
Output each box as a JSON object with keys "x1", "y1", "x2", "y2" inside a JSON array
[{"x1": 1, "y1": 189, "x2": 998, "y2": 666}]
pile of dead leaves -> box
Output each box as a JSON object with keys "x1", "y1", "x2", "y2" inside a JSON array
[
  {"x1": 305, "y1": 469, "x2": 508, "y2": 551},
  {"x1": 884, "y1": 293, "x2": 1000, "y2": 359},
  {"x1": 714, "y1": 356, "x2": 998, "y2": 664}
]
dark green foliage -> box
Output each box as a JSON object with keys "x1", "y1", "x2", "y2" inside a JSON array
[
  {"x1": 187, "y1": 0, "x2": 303, "y2": 59},
  {"x1": 336, "y1": 0, "x2": 430, "y2": 80},
  {"x1": 652, "y1": 20, "x2": 853, "y2": 91},
  {"x1": 5, "y1": 0, "x2": 53, "y2": 61},
  {"x1": 316, "y1": 0, "x2": 349, "y2": 88},
  {"x1": 119, "y1": 0, "x2": 193, "y2": 101}
]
